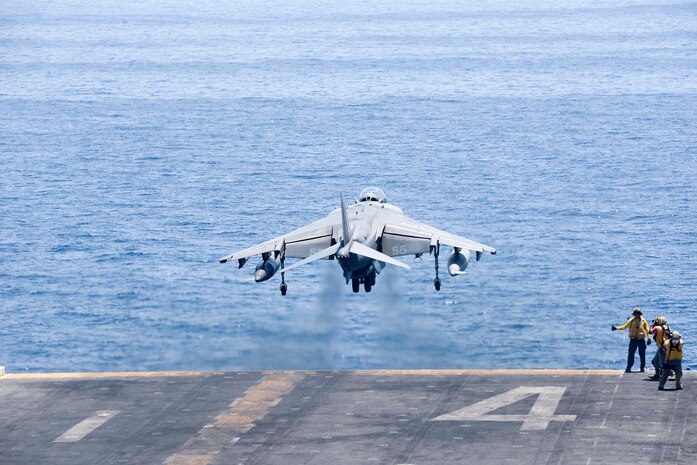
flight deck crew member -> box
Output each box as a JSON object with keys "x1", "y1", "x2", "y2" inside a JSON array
[
  {"x1": 612, "y1": 307, "x2": 651, "y2": 373},
  {"x1": 659, "y1": 331, "x2": 683, "y2": 391},
  {"x1": 649, "y1": 316, "x2": 671, "y2": 380}
]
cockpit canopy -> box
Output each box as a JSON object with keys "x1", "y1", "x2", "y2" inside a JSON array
[{"x1": 358, "y1": 187, "x2": 387, "y2": 203}]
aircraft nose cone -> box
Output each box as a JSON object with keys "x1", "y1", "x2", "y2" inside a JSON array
[{"x1": 255, "y1": 269, "x2": 268, "y2": 282}]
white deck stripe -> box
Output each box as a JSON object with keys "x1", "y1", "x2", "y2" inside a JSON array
[{"x1": 53, "y1": 410, "x2": 120, "y2": 443}]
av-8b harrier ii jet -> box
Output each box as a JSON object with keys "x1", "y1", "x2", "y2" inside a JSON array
[{"x1": 219, "y1": 187, "x2": 496, "y2": 295}]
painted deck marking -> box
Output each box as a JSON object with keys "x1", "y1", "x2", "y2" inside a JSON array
[
  {"x1": 165, "y1": 373, "x2": 303, "y2": 465},
  {"x1": 53, "y1": 410, "x2": 120, "y2": 442},
  {"x1": 431, "y1": 386, "x2": 576, "y2": 431}
]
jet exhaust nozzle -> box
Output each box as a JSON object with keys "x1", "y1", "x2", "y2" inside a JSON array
[
  {"x1": 254, "y1": 258, "x2": 280, "y2": 282},
  {"x1": 447, "y1": 249, "x2": 470, "y2": 276}
]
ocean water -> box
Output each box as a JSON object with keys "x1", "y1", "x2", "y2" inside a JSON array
[{"x1": 1, "y1": 0, "x2": 696, "y2": 373}]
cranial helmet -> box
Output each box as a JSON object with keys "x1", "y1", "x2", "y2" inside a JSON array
[
  {"x1": 656, "y1": 316, "x2": 667, "y2": 326},
  {"x1": 671, "y1": 331, "x2": 681, "y2": 340}
]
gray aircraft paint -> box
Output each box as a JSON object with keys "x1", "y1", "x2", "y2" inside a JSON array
[{"x1": 219, "y1": 188, "x2": 496, "y2": 294}]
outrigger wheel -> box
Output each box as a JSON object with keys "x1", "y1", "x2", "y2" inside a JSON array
[
  {"x1": 279, "y1": 254, "x2": 287, "y2": 296},
  {"x1": 433, "y1": 243, "x2": 441, "y2": 291}
]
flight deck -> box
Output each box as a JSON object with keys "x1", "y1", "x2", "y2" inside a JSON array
[{"x1": 1, "y1": 370, "x2": 694, "y2": 465}]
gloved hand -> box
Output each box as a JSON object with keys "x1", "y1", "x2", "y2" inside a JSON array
[
  {"x1": 611, "y1": 325, "x2": 617, "y2": 331},
  {"x1": 647, "y1": 339, "x2": 652, "y2": 345}
]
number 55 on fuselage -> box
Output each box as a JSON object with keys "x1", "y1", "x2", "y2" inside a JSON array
[{"x1": 219, "y1": 187, "x2": 496, "y2": 295}]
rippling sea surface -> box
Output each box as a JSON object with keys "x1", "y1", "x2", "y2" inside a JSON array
[{"x1": 1, "y1": 0, "x2": 696, "y2": 372}]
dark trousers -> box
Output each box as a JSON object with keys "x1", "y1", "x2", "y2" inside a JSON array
[
  {"x1": 659, "y1": 360, "x2": 682, "y2": 389},
  {"x1": 627, "y1": 338, "x2": 646, "y2": 370}
]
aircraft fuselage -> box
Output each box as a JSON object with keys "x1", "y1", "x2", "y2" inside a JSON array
[{"x1": 335, "y1": 202, "x2": 396, "y2": 285}]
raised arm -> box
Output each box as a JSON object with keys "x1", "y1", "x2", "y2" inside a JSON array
[{"x1": 615, "y1": 318, "x2": 632, "y2": 331}]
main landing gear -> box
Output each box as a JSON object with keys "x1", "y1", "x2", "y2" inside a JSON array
[{"x1": 352, "y1": 273, "x2": 376, "y2": 293}]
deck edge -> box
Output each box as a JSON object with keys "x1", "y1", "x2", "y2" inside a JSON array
[{"x1": 2, "y1": 369, "x2": 623, "y2": 380}]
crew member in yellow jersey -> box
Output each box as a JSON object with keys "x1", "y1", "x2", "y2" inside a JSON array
[
  {"x1": 649, "y1": 316, "x2": 671, "y2": 380},
  {"x1": 659, "y1": 331, "x2": 683, "y2": 391},
  {"x1": 612, "y1": 307, "x2": 651, "y2": 373}
]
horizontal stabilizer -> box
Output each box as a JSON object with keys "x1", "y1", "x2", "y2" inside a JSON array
[
  {"x1": 281, "y1": 244, "x2": 339, "y2": 273},
  {"x1": 350, "y1": 242, "x2": 410, "y2": 270}
]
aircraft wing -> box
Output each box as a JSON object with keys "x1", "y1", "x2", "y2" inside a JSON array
[
  {"x1": 219, "y1": 213, "x2": 340, "y2": 266},
  {"x1": 381, "y1": 216, "x2": 496, "y2": 258}
]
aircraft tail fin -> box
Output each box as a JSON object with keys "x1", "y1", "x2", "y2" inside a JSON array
[{"x1": 340, "y1": 193, "x2": 351, "y2": 245}]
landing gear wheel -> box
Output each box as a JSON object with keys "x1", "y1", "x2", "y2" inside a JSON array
[
  {"x1": 352, "y1": 279, "x2": 360, "y2": 293},
  {"x1": 433, "y1": 245, "x2": 441, "y2": 292},
  {"x1": 370, "y1": 273, "x2": 376, "y2": 286},
  {"x1": 364, "y1": 279, "x2": 372, "y2": 293},
  {"x1": 280, "y1": 283, "x2": 287, "y2": 296}
]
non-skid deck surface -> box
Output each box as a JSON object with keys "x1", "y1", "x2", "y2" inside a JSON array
[{"x1": 1, "y1": 370, "x2": 694, "y2": 464}]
